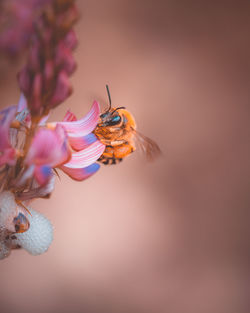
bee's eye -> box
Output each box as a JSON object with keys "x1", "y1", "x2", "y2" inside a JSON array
[
  {"x1": 100, "y1": 113, "x2": 108, "y2": 119},
  {"x1": 109, "y1": 115, "x2": 121, "y2": 126}
]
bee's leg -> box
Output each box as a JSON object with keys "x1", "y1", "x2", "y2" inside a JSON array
[
  {"x1": 98, "y1": 155, "x2": 123, "y2": 165},
  {"x1": 111, "y1": 157, "x2": 123, "y2": 165},
  {"x1": 97, "y1": 155, "x2": 108, "y2": 164},
  {"x1": 97, "y1": 149, "x2": 113, "y2": 165},
  {"x1": 109, "y1": 145, "x2": 124, "y2": 165}
]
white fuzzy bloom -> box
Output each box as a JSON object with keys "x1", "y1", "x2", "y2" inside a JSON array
[
  {"x1": 12, "y1": 208, "x2": 53, "y2": 255},
  {"x1": 0, "y1": 191, "x2": 20, "y2": 233},
  {"x1": 0, "y1": 191, "x2": 53, "y2": 257},
  {"x1": 0, "y1": 237, "x2": 11, "y2": 260}
]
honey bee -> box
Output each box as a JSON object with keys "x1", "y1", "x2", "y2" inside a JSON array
[{"x1": 94, "y1": 85, "x2": 161, "y2": 165}]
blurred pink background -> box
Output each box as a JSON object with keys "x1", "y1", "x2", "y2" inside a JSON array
[{"x1": 1, "y1": 1, "x2": 250, "y2": 313}]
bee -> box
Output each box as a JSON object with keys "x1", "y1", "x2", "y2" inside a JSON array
[{"x1": 94, "y1": 85, "x2": 161, "y2": 165}]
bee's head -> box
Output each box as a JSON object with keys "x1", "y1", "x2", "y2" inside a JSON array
[
  {"x1": 99, "y1": 107, "x2": 125, "y2": 127},
  {"x1": 99, "y1": 85, "x2": 126, "y2": 127},
  {"x1": 98, "y1": 85, "x2": 136, "y2": 129}
]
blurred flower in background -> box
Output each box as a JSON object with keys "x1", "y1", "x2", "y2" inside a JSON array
[{"x1": 0, "y1": 0, "x2": 52, "y2": 58}]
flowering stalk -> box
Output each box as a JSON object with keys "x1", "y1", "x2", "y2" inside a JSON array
[
  {"x1": 18, "y1": 0, "x2": 78, "y2": 116},
  {"x1": 0, "y1": 0, "x2": 106, "y2": 259}
]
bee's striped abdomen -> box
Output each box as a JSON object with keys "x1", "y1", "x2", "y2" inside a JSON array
[
  {"x1": 98, "y1": 155, "x2": 123, "y2": 165},
  {"x1": 97, "y1": 142, "x2": 135, "y2": 165}
]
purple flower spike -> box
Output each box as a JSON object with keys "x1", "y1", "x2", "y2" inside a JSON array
[{"x1": 26, "y1": 124, "x2": 71, "y2": 168}]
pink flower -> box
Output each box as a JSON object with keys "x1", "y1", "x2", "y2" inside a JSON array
[
  {"x1": 16, "y1": 1, "x2": 79, "y2": 117},
  {"x1": 26, "y1": 125, "x2": 70, "y2": 167},
  {"x1": 0, "y1": 94, "x2": 105, "y2": 199},
  {"x1": 25, "y1": 124, "x2": 71, "y2": 185},
  {"x1": 27, "y1": 95, "x2": 104, "y2": 184},
  {"x1": 47, "y1": 100, "x2": 105, "y2": 181}
]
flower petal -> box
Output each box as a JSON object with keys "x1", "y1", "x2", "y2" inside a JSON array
[
  {"x1": 60, "y1": 163, "x2": 100, "y2": 181},
  {"x1": 15, "y1": 165, "x2": 35, "y2": 187},
  {"x1": 16, "y1": 175, "x2": 55, "y2": 201},
  {"x1": 68, "y1": 133, "x2": 98, "y2": 151},
  {"x1": 39, "y1": 113, "x2": 50, "y2": 126},
  {"x1": 17, "y1": 93, "x2": 27, "y2": 112},
  {"x1": 51, "y1": 101, "x2": 100, "y2": 136},
  {"x1": 26, "y1": 125, "x2": 71, "y2": 167},
  {"x1": 63, "y1": 141, "x2": 105, "y2": 169},
  {"x1": 16, "y1": 94, "x2": 31, "y2": 125},
  {"x1": 63, "y1": 110, "x2": 77, "y2": 122},
  {"x1": 0, "y1": 106, "x2": 17, "y2": 166},
  {"x1": 0, "y1": 148, "x2": 16, "y2": 167},
  {"x1": 0, "y1": 105, "x2": 17, "y2": 150},
  {"x1": 34, "y1": 165, "x2": 53, "y2": 186}
]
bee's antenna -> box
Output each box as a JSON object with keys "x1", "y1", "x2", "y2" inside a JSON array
[
  {"x1": 111, "y1": 106, "x2": 126, "y2": 115},
  {"x1": 106, "y1": 84, "x2": 112, "y2": 111}
]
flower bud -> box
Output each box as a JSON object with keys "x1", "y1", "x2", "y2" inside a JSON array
[{"x1": 49, "y1": 70, "x2": 72, "y2": 108}]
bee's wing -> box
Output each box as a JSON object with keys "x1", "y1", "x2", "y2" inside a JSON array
[{"x1": 133, "y1": 129, "x2": 161, "y2": 161}]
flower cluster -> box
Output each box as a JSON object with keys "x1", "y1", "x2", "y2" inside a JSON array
[
  {"x1": 0, "y1": 93, "x2": 106, "y2": 259},
  {"x1": 18, "y1": 0, "x2": 78, "y2": 116},
  {"x1": 0, "y1": 0, "x2": 107, "y2": 259},
  {"x1": 0, "y1": 94, "x2": 105, "y2": 199}
]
